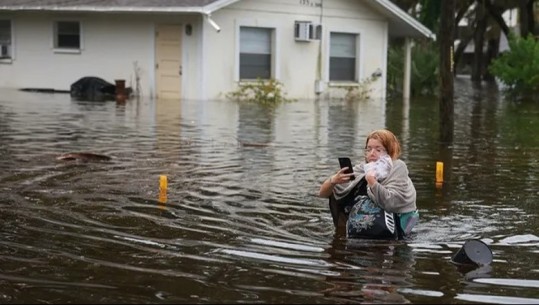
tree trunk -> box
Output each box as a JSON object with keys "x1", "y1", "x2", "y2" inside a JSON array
[
  {"x1": 452, "y1": 0, "x2": 474, "y2": 74},
  {"x1": 518, "y1": 0, "x2": 531, "y2": 37},
  {"x1": 439, "y1": 0, "x2": 455, "y2": 144},
  {"x1": 472, "y1": 0, "x2": 487, "y2": 82},
  {"x1": 483, "y1": 37, "x2": 499, "y2": 81},
  {"x1": 454, "y1": 32, "x2": 474, "y2": 75},
  {"x1": 518, "y1": 0, "x2": 536, "y2": 37},
  {"x1": 455, "y1": 0, "x2": 475, "y2": 27},
  {"x1": 525, "y1": 0, "x2": 535, "y2": 36},
  {"x1": 485, "y1": 0, "x2": 510, "y2": 37}
]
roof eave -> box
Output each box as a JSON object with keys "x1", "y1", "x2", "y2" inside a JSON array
[
  {"x1": 0, "y1": 6, "x2": 205, "y2": 13},
  {"x1": 0, "y1": 0, "x2": 241, "y2": 16},
  {"x1": 202, "y1": 0, "x2": 241, "y2": 15},
  {"x1": 373, "y1": 0, "x2": 436, "y2": 40}
]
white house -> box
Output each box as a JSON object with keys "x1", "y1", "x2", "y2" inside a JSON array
[{"x1": 0, "y1": 0, "x2": 434, "y2": 100}]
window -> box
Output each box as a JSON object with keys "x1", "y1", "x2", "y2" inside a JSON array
[
  {"x1": 329, "y1": 33, "x2": 357, "y2": 81},
  {"x1": 54, "y1": 21, "x2": 80, "y2": 49},
  {"x1": 239, "y1": 27, "x2": 272, "y2": 80},
  {"x1": 0, "y1": 20, "x2": 11, "y2": 59}
]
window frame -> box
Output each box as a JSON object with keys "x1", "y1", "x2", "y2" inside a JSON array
[
  {"x1": 234, "y1": 19, "x2": 280, "y2": 83},
  {"x1": 53, "y1": 20, "x2": 82, "y2": 54},
  {"x1": 325, "y1": 30, "x2": 363, "y2": 85},
  {"x1": 0, "y1": 19, "x2": 13, "y2": 63},
  {"x1": 239, "y1": 26, "x2": 273, "y2": 80}
]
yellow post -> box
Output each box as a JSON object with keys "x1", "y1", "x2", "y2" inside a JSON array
[
  {"x1": 436, "y1": 161, "x2": 444, "y2": 183},
  {"x1": 159, "y1": 175, "x2": 167, "y2": 204}
]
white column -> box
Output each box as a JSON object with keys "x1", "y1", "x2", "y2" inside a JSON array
[{"x1": 403, "y1": 37, "x2": 413, "y2": 100}]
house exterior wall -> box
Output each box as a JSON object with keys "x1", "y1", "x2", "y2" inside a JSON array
[
  {"x1": 203, "y1": 0, "x2": 389, "y2": 100},
  {"x1": 0, "y1": 0, "x2": 392, "y2": 100},
  {"x1": 0, "y1": 12, "x2": 202, "y2": 99}
]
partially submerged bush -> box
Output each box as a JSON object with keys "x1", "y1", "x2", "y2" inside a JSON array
[
  {"x1": 344, "y1": 72, "x2": 381, "y2": 102},
  {"x1": 226, "y1": 78, "x2": 296, "y2": 105}
]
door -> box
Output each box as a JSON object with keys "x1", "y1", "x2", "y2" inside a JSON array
[{"x1": 155, "y1": 24, "x2": 182, "y2": 99}]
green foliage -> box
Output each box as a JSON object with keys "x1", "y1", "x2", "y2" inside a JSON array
[
  {"x1": 387, "y1": 45, "x2": 404, "y2": 96},
  {"x1": 387, "y1": 41, "x2": 439, "y2": 97},
  {"x1": 226, "y1": 78, "x2": 296, "y2": 106},
  {"x1": 418, "y1": 0, "x2": 441, "y2": 34},
  {"x1": 489, "y1": 34, "x2": 539, "y2": 98},
  {"x1": 411, "y1": 43, "x2": 439, "y2": 95}
]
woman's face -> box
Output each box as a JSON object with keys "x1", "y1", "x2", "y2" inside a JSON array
[{"x1": 364, "y1": 138, "x2": 387, "y2": 163}]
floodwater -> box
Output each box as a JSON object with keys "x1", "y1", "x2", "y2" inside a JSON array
[{"x1": 0, "y1": 78, "x2": 538, "y2": 304}]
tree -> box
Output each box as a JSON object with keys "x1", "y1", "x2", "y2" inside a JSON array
[{"x1": 440, "y1": 0, "x2": 456, "y2": 144}]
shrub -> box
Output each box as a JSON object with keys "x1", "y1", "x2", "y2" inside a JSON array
[
  {"x1": 344, "y1": 72, "x2": 381, "y2": 102},
  {"x1": 226, "y1": 78, "x2": 295, "y2": 105},
  {"x1": 489, "y1": 34, "x2": 539, "y2": 98}
]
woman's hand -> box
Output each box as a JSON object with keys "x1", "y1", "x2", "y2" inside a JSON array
[
  {"x1": 319, "y1": 167, "x2": 354, "y2": 198},
  {"x1": 365, "y1": 169, "x2": 377, "y2": 186},
  {"x1": 330, "y1": 167, "x2": 355, "y2": 185}
]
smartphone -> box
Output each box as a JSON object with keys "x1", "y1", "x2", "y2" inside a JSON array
[{"x1": 338, "y1": 157, "x2": 355, "y2": 181}]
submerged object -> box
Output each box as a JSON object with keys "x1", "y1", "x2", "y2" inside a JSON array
[
  {"x1": 56, "y1": 152, "x2": 111, "y2": 162},
  {"x1": 451, "y1": 239, "x2": 493, "y2": 266},
  {"x1": 70, "y1": 76, "x2": 132, "y2": 101}
]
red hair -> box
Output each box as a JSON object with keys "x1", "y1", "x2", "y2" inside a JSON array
[{"x1": 365, "y1": 129, "x2": 401, "y2": 159}]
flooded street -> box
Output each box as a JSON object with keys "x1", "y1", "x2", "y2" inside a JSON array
[{"x1": 1, "y1": 78, "x2": 538, "y2": 304}]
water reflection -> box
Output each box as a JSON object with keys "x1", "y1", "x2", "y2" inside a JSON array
[
  {"x1": 0, "y1": 80, "x2": 538, "y2": 303},
  {"x1": 323, "y1": 238, "x2": 416, "y2": 303}
]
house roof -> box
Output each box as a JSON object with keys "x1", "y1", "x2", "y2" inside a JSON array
[
  {"x1": 0, "y1": 0, "x2": 235, "y2": 13},
  {"x1": 369, "y1": 0, "x2": 435, "y2": 40},
  {"x1": 0, "y1": 0, "x2": 434, "y2": 39}
]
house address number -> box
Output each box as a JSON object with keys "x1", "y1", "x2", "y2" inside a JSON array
[{"x1": 299, "y1": 0, "x2": 322, "y2": 7}]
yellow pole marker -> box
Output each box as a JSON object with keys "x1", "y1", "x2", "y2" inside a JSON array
[
  {"x1": 436, "y1": 161, "x2": 444, "y2": 183},
  {"x1": 159, "y1": 175, "x2": 167, "y2": 204}
]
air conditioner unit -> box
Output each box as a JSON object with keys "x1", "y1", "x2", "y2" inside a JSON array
[
  {"x1": 309, "y1": 24, "x2": 322, "y2": 40},
  {"x1": 294, "y1": 21, "x2": 311, "y2": 42},
  {"x1": 0, "y1": 44, "x2": 10, "y2": 58}
]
